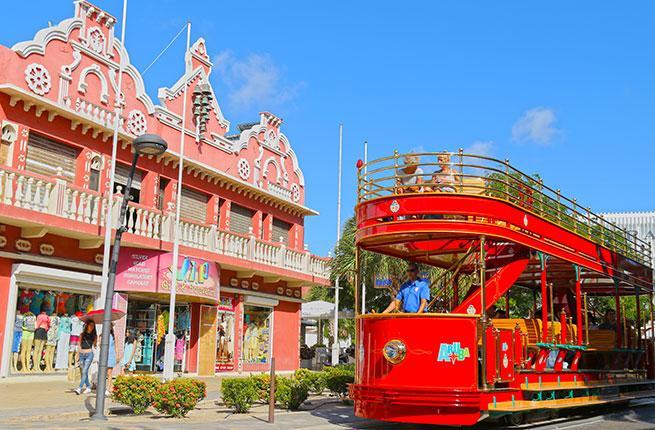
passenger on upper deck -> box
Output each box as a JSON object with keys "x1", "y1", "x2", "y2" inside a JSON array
[
  {"x1": 426, "y1": 152, "x2": 457, "y2": 192},
  {"x1": 396, "y1": 154, "x2": 424, "y2": 193},
  {"x1": 382, "y1": 262, "x2": 430, "y2": 314}
]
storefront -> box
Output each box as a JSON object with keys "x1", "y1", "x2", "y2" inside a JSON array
[
  {"x1": 216, "y1": 296, "x2": 236, "y2": 372},
  {"x1": 124, "y1": 301, "x2": 191, "y2": 372},
  {"x1": 1, "y1": 263, "x2": 103, "y2": 377},
  {"x1": 116, "y1": 248, "x2": 220, "y2": 376}
]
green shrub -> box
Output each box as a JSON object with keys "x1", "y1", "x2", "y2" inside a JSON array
[
  {"x1": 323, "y1": 367, "x2": 354, "y2": 401},
  {"x1": 294, "y1": 369, "x2": 325, "y2": 395},
  {"x1": 183, "y1": 378, "x2": 207, "y2": 401},
  {"x1": 276, "y1": 377, "x2": 309, "y2": 410},
  {"x1": 249, "y1": 373, "x2": 278, "y2": 403},
  {"x1": 112, "y1": 375, "x2": 161, "y2": 414},
  {"x1": 152, "y1": 378, "x2": 203, "y2": 417},
  {"x1": 221, "y1": 378, "x2": 257, "y2": 413}
]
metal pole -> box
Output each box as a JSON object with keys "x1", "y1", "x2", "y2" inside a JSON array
[
  {"x1": 549, "y1": 283, "x2": 555, "y2": 343},
  {"x1": 584, "y1": 292, "x2": 589, "y2": 345},
  {"x1": 268, "y1": 357, "x2": 275, "y2": 423},
  {"x1": 100, "y1": 0, "x2": 129, "y2": 305},
  {"x1": 540, "y1": 253, "x2": 548, "y2": 342},
  {"x1": 354, "y1": 247, "x2": 361, "y2": 318},
  {"x1": 361, "y1": 140, "x2": 367, "y2": 315},
  {"x1": 332, "y1": 123, "x2": 343, "y2": 366},
  {"x1": 479, "y1": 236, "x2": 487, "y2": 390},
  {"x1": 615, "y1": 278, "x2": 622, "y2": 348},
  {"x1": 163, "y1": 22, "x2": 192, "y2": 380},
  {"x1": 92, "y1": 150, "x2": 139, "y2": 420},
  {"x1": 636, "y1": 287, "x2": 642, "y2": 349},
  {"x1": 574, "y1": 265, "x2": 583, "y2": 345}
]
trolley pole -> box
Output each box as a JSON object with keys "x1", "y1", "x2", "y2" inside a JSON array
[
  {"x1": 361, "y1": 140, "x2": 367, "y2": 315},
  {"x1": 479, "y1": 236, "x2": 487, "y2": 390}
]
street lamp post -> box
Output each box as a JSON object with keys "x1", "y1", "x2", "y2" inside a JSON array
[{"x1": 92, "y1": 134, "x2": 168, "y2": 420}]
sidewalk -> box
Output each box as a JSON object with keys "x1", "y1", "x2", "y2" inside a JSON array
[{"x1": 0, "y1": 374, "x2": 357, "y2": 429}]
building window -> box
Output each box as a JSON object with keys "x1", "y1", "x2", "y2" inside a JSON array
[
  {"x1": 180, "y1": 187, "x2": 208, "y2": 224},
  {"x1": 272, "y1": 218, "x2": 291, "y2": 245},
  {"x1": 89, "y1": 156, "x2": 102, "y2": 192},
  {"x1": 242, "y1": 305, "x2": 272, "y2": 364},
  {"x1": 26, "y1": 133, "x2": 79, "y2": 182},
  {"x1": 113, "y1": 163, "x2": 142, "y2": 203},
  {"x1": 157, "y1": 177, "x2": 170, "y2": 211},
  {"x1": 229, "y1": 203, "x2": 254, "y2": 235}
]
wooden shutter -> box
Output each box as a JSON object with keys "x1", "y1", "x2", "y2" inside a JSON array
[
  {"x1": 230, "y1": 204, "x2": 253, "y2": 235},
  {"x1": 25, "y1": 133, "x2": 78, "y2": 182},
  {"x1": 272, "y1": 218, "x2": 291, "y2": 245},
  {"x1": 114, "y1": 164, "x2": 142, "y2": 190},
  {"x1": 180, "y1": 187, "x2": 208, "y2": 223}
]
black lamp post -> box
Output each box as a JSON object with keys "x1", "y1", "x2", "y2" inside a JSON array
[{"x1": 92, "y1": 134, "x2": 168, "y2": 420}]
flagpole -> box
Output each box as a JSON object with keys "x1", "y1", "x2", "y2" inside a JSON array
[
  {"x1": 361, "y1": 140, "x2": 367, "y2": 315},
  {"x1": 99, "y1": 0, "x2": 129, "y2": 306},
  {"x1": 163, "y1": 21, "x2": 192, "y2": 381},
  {"x1": 332, "y1": 123, "x2": 343, "y2": 366}
]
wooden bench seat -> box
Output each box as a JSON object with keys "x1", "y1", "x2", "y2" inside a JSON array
[{"x1": 586, "y1": 330, "x2": 616, "y2": 351}]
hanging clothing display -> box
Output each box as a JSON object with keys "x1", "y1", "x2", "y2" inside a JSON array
[
  {"x1": 46, "y1": 316, "x2": 59, "y2": 346},
  {"x1": 55, "y1": 316, "x2": 71, "y2": 370}
]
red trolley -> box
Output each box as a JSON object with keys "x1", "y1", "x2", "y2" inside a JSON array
[{"x1": 350, "y1": 151, "x2": 655, "y2": 426}]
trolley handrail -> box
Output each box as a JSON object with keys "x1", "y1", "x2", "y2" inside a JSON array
[{"x1": 357, "y1": 150, "x2": 652, "y2": 267}]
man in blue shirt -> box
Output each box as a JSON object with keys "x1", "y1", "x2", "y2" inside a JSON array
[{"x1": 382, "y1": 263, "x2": 430, "y2": 313}]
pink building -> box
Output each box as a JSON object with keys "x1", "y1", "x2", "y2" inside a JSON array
[{"x1": 0, "y1": 1, "x2": 329, "y2": 378}]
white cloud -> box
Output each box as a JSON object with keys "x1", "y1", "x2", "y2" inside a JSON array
[
  {"x1": 465, "y1": 140, "x2": 493, "y2": 156},
  {"x1": 214, "y1": 50, "x2": 304, "y2": 112},
  {"x1": 511, "y1": 107, "x2": 558, "y2": 144}
]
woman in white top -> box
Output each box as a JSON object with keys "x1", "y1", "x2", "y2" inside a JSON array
[{"x1": 396, "y1": 154, "x2": 424, "y2": 193}]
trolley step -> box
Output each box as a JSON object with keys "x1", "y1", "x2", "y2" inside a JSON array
[
  {"x1": 520, "y1": 379, "x2": 655, "y2": 391},
  {"x1": 487, "y1": 390, "x2": 655, "y2": 412}
]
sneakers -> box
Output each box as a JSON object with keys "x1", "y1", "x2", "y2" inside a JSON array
[
  {"x1": 83, "y1": 387, "x2": 91, "y2": 394},
  {"x1": 73, "y1": 387, "x2": 81, "y2": 395}
]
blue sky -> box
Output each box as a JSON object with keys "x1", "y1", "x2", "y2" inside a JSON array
[{"x1": 3, "y1": 1, "x2": 655, "y2": 256}]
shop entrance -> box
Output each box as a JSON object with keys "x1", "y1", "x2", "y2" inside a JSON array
[{"x1": 125, "y1": 301, "x2": 191, "y2": 373}]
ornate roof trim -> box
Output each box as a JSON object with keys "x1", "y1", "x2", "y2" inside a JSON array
[{"x1": 12, "y1": 17, "x2": 82, "y2": 57}]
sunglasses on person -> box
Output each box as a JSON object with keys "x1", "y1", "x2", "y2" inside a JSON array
[{"x1": 406, "y1": 268, "x2": 417, "y2": 272}]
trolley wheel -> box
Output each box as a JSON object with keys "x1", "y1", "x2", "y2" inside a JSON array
[{"x1": 503, "y1": 412, "x2": 525, "y2": 426}]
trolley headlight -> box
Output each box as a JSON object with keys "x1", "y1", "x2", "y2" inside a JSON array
[{"x1": 383, "y1": 340, "x2": 406, "y2": 364}]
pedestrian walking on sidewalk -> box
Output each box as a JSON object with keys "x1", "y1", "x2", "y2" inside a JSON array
[{"x1": 73, "y1": 320, "x2": 97, "y2": 395}]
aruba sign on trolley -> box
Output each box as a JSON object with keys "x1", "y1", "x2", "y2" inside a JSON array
[{"x1": 437, "y1": 342, "x2": 470, "y2": 364}]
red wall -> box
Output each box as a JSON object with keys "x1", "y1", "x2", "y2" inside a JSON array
[{"x1": 0, "y1": 258, "x2": 12, "y2": 362}]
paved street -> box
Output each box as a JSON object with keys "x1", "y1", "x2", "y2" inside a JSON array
[{"x1": 1, "y1": 376, "x2": 654, "y2": 430}]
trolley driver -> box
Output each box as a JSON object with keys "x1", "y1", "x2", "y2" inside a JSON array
[{"x1": 382, "y1": 263, "x2": 430, "y2": 313}]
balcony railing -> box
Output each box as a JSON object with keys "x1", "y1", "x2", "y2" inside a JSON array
[
  {"x1": 0, "y1": 167, "x2": 330, "y2": 280},
  {"x1": 358, "y1": 150, "x2": 652, "y2": 267}
]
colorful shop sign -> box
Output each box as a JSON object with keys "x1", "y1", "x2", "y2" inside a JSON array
[{"x1": 116, "y1": 249, "x2": 220, "y2": 301}]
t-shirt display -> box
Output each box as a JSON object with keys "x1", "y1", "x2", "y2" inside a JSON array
[{"x1": 11, "y1": 288, "x2": 96, "y2": 374}]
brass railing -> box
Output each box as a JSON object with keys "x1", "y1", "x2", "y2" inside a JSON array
[{"x1": 357, "y1": 150, "x2": 652, "y2": 267}]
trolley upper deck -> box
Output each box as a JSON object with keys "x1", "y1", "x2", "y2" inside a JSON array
[{"x1": 356, "y1": 150, "x2": 653, "y2": 293}]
